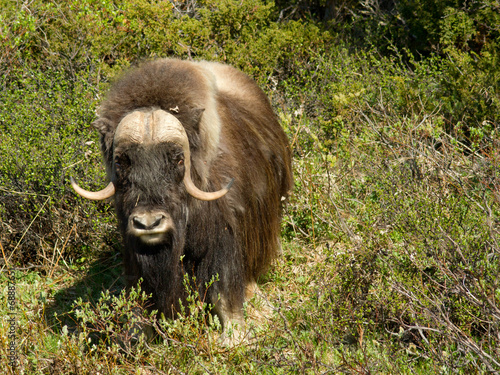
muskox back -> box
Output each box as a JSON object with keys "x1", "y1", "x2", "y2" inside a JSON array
[{"x1": 75, "y1": 58, "x2": 293, "y2": 339}]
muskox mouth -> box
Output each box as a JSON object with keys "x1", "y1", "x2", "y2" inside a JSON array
[{"x1": 136, "y1": 232, "x2": 169, "y2": 246}]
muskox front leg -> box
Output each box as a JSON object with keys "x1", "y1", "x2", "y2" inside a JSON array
[
  {"x1": 128, "y1": 306, "x2": 155, "y2": 343},
  {"x1": 214, "y1": 279, "x2": 271, "y2": 346},
  {"x1": 205, "y1": 264, "x2": 247, "y2": 345},
  {"x1": 214, "y1": 294, "x2": 247, "y2": 346}
]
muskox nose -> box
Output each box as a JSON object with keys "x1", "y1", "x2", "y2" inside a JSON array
[
  {"x1": 128, "y1": 210, "x2": 173, "y2": 245},
  {"x1": 132, "y1": 214, "x2": 164, "y2": 230}
]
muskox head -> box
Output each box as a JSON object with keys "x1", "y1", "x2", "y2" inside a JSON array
[{"x1": 71, "y1": 108, "x2": 233, "y2": 246}]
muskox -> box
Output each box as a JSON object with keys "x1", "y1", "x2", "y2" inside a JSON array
[{"x1": 71, "y1": 59, "x2": 293, "y2": 341}]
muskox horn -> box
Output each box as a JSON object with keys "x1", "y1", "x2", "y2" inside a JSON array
[
  {"x1": 70, "y1": 177, "x2": 115, "y2": 200},
  {"x1": 183, "y1": 157, "x2": 235, "y2": 201},
  {"x1": 152, "y1": 110, "x2": 233, "y2": 201}
]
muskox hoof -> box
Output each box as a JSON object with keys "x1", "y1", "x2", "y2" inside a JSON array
[
  {"x1": 120, "y1": 307, "x2": 155, "y2": 351},
  {"x1": 217, "y1": 281, "x2": 274, "y2": 347},
  {"x1": 219, "y1": 319, "x2": 249, "y2": 347}
]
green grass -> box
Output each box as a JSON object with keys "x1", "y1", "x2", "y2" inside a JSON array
[{"x1": 0, "y1": 247, "x2": 420, "y2": 374}]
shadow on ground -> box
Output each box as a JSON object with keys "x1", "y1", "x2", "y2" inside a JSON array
[{"x1": 44, "y1": 249, "x2": 125, "y2": 334}]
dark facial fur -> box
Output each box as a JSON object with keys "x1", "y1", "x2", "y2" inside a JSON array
[{"x1": 113, "y1": 143, "x2": 189, "y2": 317}]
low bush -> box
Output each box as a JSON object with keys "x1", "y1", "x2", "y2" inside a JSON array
[
  {"x1": 279, "y1": 44, "x2": 499, "y2": 372},
  {"x1": 0, "y1": 66, "x2": 117, "y2": 266}
]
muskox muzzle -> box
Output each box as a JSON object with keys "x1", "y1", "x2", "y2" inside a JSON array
[
  {"x1": 71, "y1": 109, "x2": 233, "y2": 201},
  {"x1": 128, "y1": 208, "x2": 174, "y2": 245}
]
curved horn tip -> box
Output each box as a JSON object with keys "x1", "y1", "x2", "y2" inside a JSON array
[
  {"x1": 184, "y1": 177, "x2": 235, "y2": 201},
  {"x1": 70, "y1": 177, "x2": 115, "y2": 201},
  {"x1": 70, "y1": 177, "x2": 79, "y2": 190}
]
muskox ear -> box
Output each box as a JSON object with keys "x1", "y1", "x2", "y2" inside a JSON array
[
  {"x1": 92, "y1": 117, "x2": 115, "y2": 152},
  {"x1": 92, "y1": 117, "x2": 114, "y2": 137},
  {"x1": 189, "y1": 107, "x2": 205, "y2": 124},
  {"x1": 177, "y1": 108, "x2": 205, "y2": 133}
]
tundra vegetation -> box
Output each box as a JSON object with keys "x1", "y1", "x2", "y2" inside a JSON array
[{"x1": 0, "y1": 0, "x2": 499, "y2": 373}]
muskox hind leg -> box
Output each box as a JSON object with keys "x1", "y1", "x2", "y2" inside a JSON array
[{"x1": 244, "y1": 279, "x2": 273, "y2": 323}]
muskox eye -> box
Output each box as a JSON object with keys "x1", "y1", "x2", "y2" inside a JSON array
[{"x1": 114, "y1": 155, "x2": 130, "y2": 173}]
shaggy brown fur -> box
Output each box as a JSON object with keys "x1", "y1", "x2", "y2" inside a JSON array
[{"x1": 91, "y1": 58, "x2": 293, "y2": 334}]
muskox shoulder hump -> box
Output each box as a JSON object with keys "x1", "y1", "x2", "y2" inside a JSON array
[{"x1": 195, "y1": 61, "x2": 269, "y2": 106}]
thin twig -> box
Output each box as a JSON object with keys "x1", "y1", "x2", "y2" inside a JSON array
[
  {"x1": 0, "y1": 186, "x2": 50, "y2": 198},
  {"x1": 49, "y1": 223, "x2": 76, "y2": 278},
  {"x1": 0, "y1": 241, "x2": 8, "y2": 268}
]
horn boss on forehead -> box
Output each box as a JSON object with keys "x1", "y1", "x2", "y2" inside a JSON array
[
  {"x1": 73, "y1": 108, "x2": 231, "y2": 201},
  {"x1": 69, "y1": 58, "x2": 293, "y2": 344}
]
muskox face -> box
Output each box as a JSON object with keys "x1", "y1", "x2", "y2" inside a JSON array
[
  {"x1": 113, "y1": 142, "x2": 186, "y2": 247},
  {"x1": 71, "y1": 108, "x2": 233, "y2": 250}
]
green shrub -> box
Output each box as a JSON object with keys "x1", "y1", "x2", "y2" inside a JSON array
[
  {"x1": 0, "y1": 66, "x2": 115, "y2": 266},
  {"x1": 0, "y1": 0, "x2": 330, "y2": 84},
  {"x1": 275, "y1": 39, "x2": 499, "y2": 371},
  {"x1": 307, "y1": 98, "x2": 500, "y2": 372}
]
